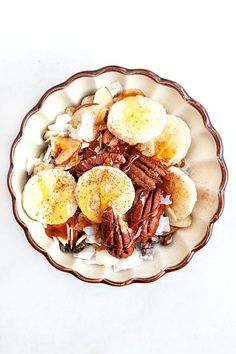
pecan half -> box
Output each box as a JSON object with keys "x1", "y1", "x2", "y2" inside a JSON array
[
  {"x1": 101, "y1": 207, "x2": 136, "y2": 258},
  {"x1": 121, "y1": 149, "x2": 166, "y2": 190},
  {"x1": 127, "y1": 188, "x2": 149, "y2": 234},
  {"x1": 128, "y1": 187, "x2": 165, "y2": 241},
  {"x1": 72, "y1": 150, "x2": 125, "y2": 176}
]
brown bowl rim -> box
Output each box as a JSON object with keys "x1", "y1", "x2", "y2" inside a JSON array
[{"x1": 7, "y1": 65, "x2": 228, "y2": 286}]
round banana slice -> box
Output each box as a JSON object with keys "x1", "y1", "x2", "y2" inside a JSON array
[
  {"x1": 76, "y1": 166, "x2": 135, "y2": 223},
  {"x1": 164, "y1": 166, "x2": 197, "y2": 220},
  {"x1": 107, "y1": 95, "x2": 167, "y2": 145},
  {"x1": 23, "y1": 169, "x2": 77, "y2": 224},
  {"x1": 137, "y1": 115, "x2": 191, "y2": 165}
]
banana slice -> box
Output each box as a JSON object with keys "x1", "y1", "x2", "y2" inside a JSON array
[
  {"x1": 76, "y1": 166, "x2": 135, "y2": 223},
  {"x1": 23, "y1": 169, "x2": 77, "y2": 224},
  {"x1": 107, "y1": 95, "x2": 167, "y2": 145},
  {"x1": 137, "y1": 115, "x2": 191, "y2": 165},
  {"x1": 164, "y1": 166, "x2": 197, "y2": 220}
]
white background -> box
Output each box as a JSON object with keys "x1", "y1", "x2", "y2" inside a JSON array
[{"x1": 1, "y1": 1, "x2": 235, "y2": 353}]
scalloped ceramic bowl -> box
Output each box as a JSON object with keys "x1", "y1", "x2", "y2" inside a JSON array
[{"x1": 8, "y1": 66, "x2": 227, "y2": 286}]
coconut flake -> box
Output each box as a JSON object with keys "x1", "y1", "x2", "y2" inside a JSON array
[
  {"x1": 66, "y1": 125, "x2": 81, "y2": 141},
  {"x1": 42, "y1": 145, "x2": 52, "y2": 164},
  {"x1": 106, "y1": 82, "x2": 123, "y2": 98},
  {"x1": 135, "y1": 227, "x2": 142, "y2": 239},
  {"x1": 155, "y1": 216, "x2": 170, "y2": 235},
  {"x1": 66, "y1": 111, "x2": 96, "y2": 142},
  {"x1": 84, "y1": 257, "x2": 98, "y2": 265},
  {"x1": 94, "y1": 146, "x2": 101, "y2": 153},
  {"x1": 83, "y1": 225, "x2": 100, "y2": 245},
  {"x1": 73, "y1": 246, "x2": 95, "y2": 260},
  {"x1": 160, "y1": 195, "x2": 172, "y2": 205},
  {"x1": 113, "y1": 250, "x2": 143, "y2": 272},
  {"x1": 85, "y1": 234, "x2": 97, "y2": 244},
  {"x1": 83, "y1": 251, "x2": 119, "y2": 266},
  {"x1": 75, "y1": 234, "x2": 87, "y2": 246},
  {"x1": 57, "y1": 236, "x2": 68, "y2": 246},
  {"x1": 95, "y1": 250, "x2": 119, "y2": 267},
  {"x1": 79, "y1": 112, "x2": 96, "y2": 142},
  {"x1": 48, "y1": 114, "x2": 71, "y2": 131},
  {"x1": 81, "y1": 142, "x2": 89, "y2": 149},
  {"x1": 141, "y1": 253, "x2": 154, "y2": 261},
  {"x1": 83, "y1": 225, "x2": 98, "y2": 236},
  {"x1": 53, "y1": 236, "x2": 68, "y2": 247}
]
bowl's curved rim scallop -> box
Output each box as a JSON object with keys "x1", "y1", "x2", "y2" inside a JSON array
[{"x1": 7, "y1": 65, "x2": 228, "y2": 286}]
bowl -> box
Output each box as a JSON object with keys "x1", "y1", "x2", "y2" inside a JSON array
[{"x1": 8, "y1": 66, "x2": 228, "y2": 286}]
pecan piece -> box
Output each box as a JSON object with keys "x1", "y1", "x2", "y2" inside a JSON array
[
  {"x1": 140, "y1": 239, "x2": 154, "y2": 257},
  {"x1": 140, "y1": 226, "x2": 178, "y2": 256},
  {"x1": 101, "y1": 207, "x2": 136, "y2": 258},
  {"x1": 157, "y1": 226, "x2": 178, "y2": 245},
  {"x1": 81, "y1": 147, "x2": 96, "y2": 159},
  {"x1": 128, "y1": 187, "x2": 165, "y2": 241},
  {"x1": 121, "y1": 149, "x2": 166, "y2": 190},
  {"x1": 102, "y1": 129, "x2": 119, "y2": 147},
  {"x1": 158, "y1": 234, "x2": 173, "y2": 246},
  {"x1": 46, "y1": 215, "x2": 89, "y2": 254}
]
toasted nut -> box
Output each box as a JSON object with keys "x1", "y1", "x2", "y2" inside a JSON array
[
  {"x1": 71, "y1": 103, "x2": 99, "y2": 128},
  {"x1": 93, "y1": 87, "x2": 113, "y2": 105},
  {"x1": 95, "y1": 106, "x2": 109, "y2": 128},
  {"x1": 53, "y1": 136, "x2": 81, "y2": 166},
  {"x1": 81, "y1": 95, "x2": 94, "y2": 104},
  {"x1": 65, "y1": 106, "x2": 77, "y2": 116},
  {"x1": 55, "y1": 150, "x2": 78, "y2": 166},
  {"x1": 106, "y1": 82, "x2": 123, "y2": 98}
]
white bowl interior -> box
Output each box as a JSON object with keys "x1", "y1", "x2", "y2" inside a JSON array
[{"x1": 11, "y1": 72, "x2": 223, "y2": 283}]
